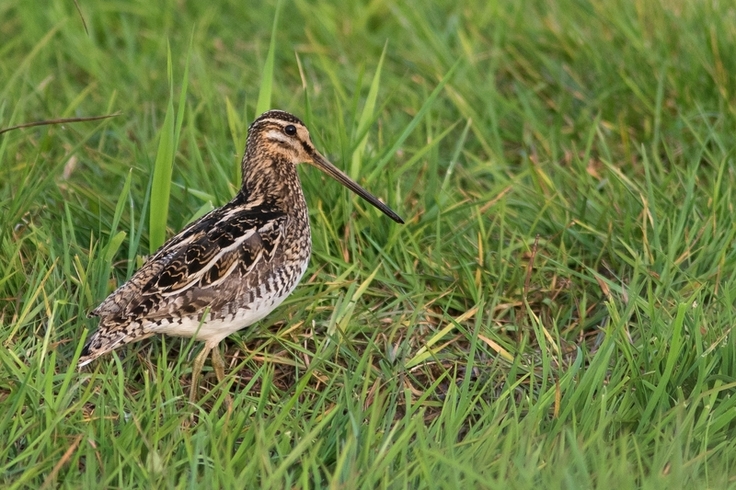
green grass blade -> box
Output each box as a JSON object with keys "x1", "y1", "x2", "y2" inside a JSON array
[
  {"x1": 149, "y1": 44, "x2": 177, "y2": 252},
  {"x1": 350, "y1": 42, "x2": 387, "y2": 178},
  {"x1": 255, "y1": 0, "x2": 283, "y2": 116},
  {"x1": 149, "y1": 41, "x2": 190, "y2": 252},
  {"x1": 640, "y1": 302, "x2": 687, "y2": 426}
]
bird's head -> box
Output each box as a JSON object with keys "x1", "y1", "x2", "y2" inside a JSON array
[{"x1": 244, "y1": 110, "x2": 403, "y2": 224}]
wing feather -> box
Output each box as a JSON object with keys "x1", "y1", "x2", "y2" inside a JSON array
[{"x1": 91, "y1": 200, "x2": 286, "y2": 324}]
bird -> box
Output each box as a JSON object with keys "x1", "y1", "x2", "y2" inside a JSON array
[{"x1": 78, "y1": 109, "x2": 404, "y2": 401}]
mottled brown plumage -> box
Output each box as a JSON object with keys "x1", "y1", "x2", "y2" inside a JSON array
[{"x1": 78, "y1": 110, "x2": 403, "y2": 400}]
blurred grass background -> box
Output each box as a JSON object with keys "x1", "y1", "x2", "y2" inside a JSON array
[{"x1": 3, "y1": 0, "x2": 736, "y2": 487}]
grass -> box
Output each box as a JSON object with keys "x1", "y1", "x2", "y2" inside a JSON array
[{"x1": 2, "y1": 0, "x2": 736, "y2": 487}]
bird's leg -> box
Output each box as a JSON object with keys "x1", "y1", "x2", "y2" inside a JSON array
[
  {"x1": 190, "y1": 344, "x2": 212, "y2": 403},
  {"x1": 210, "y1": 343, "x2": 226, "y2": 384},
  {"x1": 210, "y1": 343, "x2": 232, "y2": 410}
]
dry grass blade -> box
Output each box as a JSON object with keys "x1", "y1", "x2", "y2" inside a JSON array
[{"x1": 0, "y1": 113, "x2": 121, "y2": 135}]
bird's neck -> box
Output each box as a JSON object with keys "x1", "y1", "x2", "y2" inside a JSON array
[{"x1": 239, "y1": 151, "x2": 305, "y2": 214}]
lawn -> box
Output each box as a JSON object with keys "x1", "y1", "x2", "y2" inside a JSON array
[{"x1": 2, "y1": 0, "x2": 736, "y2": 487}]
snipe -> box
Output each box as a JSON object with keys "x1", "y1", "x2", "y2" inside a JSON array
[{"x1": 78, "y1": 110, "x2": 403, "y2": 401}]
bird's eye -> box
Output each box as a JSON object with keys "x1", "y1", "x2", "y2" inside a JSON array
[{"x1": 284, "y1": 125, "x2": 297, "y2": 136}]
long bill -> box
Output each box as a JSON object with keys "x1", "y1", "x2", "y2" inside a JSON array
[{"x1": 310, "y1": 151, "x2": 405, "y2": 224}]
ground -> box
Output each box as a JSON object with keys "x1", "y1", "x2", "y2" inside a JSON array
[{"x1": 2, "y1": 0, "x2": 736, "y2": 488}]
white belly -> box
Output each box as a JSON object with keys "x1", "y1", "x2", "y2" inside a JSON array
[{"x1": 149, "y1": 266, "x2": 306, "y2": 344}]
